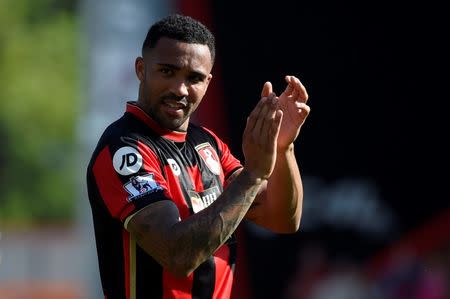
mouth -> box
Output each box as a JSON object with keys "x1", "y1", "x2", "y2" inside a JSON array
[
  {"x1": 161, "y1": 99, "x2": 188, "y2": 117},
  {"x1": 164, "y1": 100, "x2": 187, "y2": 109}
]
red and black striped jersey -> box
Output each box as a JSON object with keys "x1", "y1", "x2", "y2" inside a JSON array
[{"x1": 86, "y1": 102, "x2": 243, "y2": 299}]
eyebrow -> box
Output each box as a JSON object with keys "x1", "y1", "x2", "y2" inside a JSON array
[{"x1": 157, "y1": 63, "x2": 208, "y2": 79}]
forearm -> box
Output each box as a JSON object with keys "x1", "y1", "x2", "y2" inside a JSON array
[
  {"x1": 265, "y1": 144, "x2": 303, "y2": 232},
  {"x1": 134, "y1": 169, "x2": 262, "y2": 275},
  {"x1": 130, "y1": 93, "x2": 281, "y2": 276}
]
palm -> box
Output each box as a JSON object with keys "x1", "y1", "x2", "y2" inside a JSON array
[{"x1": 277, "y1": 93, "x2": 304, "y2": 148}]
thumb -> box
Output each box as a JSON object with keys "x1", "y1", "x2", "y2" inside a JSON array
[{"x1": 261, "y1": 81, "x2": 273, "y2": 97}]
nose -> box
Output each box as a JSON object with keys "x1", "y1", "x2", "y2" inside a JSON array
[{"x1": 171, "y1": 78, "x2": 189, "y2": 97}]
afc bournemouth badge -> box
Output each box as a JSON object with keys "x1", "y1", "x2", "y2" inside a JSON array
[{"x1": 195, "y1": 143, "x2": 222, "y2": 175}]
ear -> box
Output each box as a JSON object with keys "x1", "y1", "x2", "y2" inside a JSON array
[
  {"x1": 135, "y1": 57, "x2": 145, "y2": 81},
  {"x1": 205, "y1": 74, "x2": 213, "y2": 87}
]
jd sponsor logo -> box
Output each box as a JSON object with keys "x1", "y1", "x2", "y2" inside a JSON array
[{"x1": 113, "y1": 146, "x2": 143, "y2": 175}]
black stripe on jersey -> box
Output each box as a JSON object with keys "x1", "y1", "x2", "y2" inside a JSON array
[
  {"x1": 226, "y1": 235, "x2": 237, "y2": 272},
  {"x1": 191, "y1": 256, "x2": 216, "y2": 299},
  {"x1": 136, "y1": 246, "x2": 163, "y2": 299},
  {"x1": 150, "y1": 137, "x2": 198, "y2": 214},
  {"x1": 88, "y1": 183, "x2": 127, "y2": 299},
  {"x1": 122, "y1": 126, "x2": 197, "y2": 214},
  {"x1": 225, "y1": 166, "x2": 243, "y2": 181},
  {"x1": 143, "y1": 124, "x2": 227, "y2": 216}
]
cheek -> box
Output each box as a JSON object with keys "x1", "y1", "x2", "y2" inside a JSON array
[
  {"x1": 144, "y1": 78, "x2": 162, "y2": 98},
  {"x1": 190, "y1": 85, "x2": 208, "y2": 103},
  {"x1": 188, "y1": 94, "x2": 204, "y2": 111}
]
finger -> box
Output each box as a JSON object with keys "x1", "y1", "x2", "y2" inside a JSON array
[
  {"x1": 268, "y1": 110, "x2": 283, "y2": 151},
  {"x1": 253, "y1": 95, "x2": 276, "y2": 143},
  {"x1": 261, "y1": 81, "x2": 273, "y2": 97},
  {"x1": 281, "y1": 75, "x2": 295, "y2": 97},
  {"x1": 291, "y1": 103, "x2": 311, "y2": 125},
  {"x1": 246, "y1": 97, "x2": 268, "y2": 133},
  {"x1": 293, "y1": 77, "x2": 309, "y2": 104},
  {"x1": 259, "y1": 96, "x2": 279, "y2": 147},
  {"x1": 274, "y1": 110, "x2": 283, "y2": 136},
  {"x1": 297, "y1": 103, "x2": 311, "y2": 118}
]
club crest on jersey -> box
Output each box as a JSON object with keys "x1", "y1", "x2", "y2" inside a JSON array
[
  {"x1": 195, "y1": 143, "x2": 222, "y2": 175},
  {"x1": 188, "y1": 186, "x2": 220, "y2": 213},
  {"x1": 113, "y1": 146, "x2": 143, "y2": 175},
  {"x1": 123, "y1": 173, "x2": 163, "y2": 201}
]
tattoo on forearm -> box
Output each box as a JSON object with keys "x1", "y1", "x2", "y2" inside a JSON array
[
  {"x1": 131, "y1": 170, "x2": 263, "y2": 273},
  {"x1": 172, "y1": 170, "x2": 263, "y2": 268}
]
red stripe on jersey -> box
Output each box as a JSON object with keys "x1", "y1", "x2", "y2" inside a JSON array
[
  {"x1": 122, "y1": 230, "x2": 131, "y2": 299},
  {"x1": 213, "y1": 245, "x2": 233, "y2": 299},
  {"x1": 137, "y1": 140, "x2": 191, "y2": 219},
  {"x1": 162, "y1": 164, "x2": 191, "y2": 219},
  {"x1": 186, "y1": 164, "x2": 204, "y2": 192},
  {"x1": 163, "y1": 270, "x2": 194, "y2": 299},
  {"x1": 137, "y1": 141, "x2": 171, "y2": 195},
  {"x1": 93, "y1": 147, "x2": 134, "y2": 220}
]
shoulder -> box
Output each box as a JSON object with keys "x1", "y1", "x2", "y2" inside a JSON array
[
  {"x1": 97, "y1": 112, "x2": 163, "y2": 150},
  {"x1": 88, "y1": 114, "x2": 156, "y2": 167},
  {"x1": 188, "y1": 123, "x2": 225, "y2": 143},
  {"x1": 187, "y1": 123, "x2": 222, "y2": 148}
]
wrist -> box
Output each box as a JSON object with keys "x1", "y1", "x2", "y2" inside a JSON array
[
  {"x1": 240, "y1": 168, "x2": 267, "y2": 185},
  {"x1": 277, "y1": 143, "x2": 294, "y2": 154}
]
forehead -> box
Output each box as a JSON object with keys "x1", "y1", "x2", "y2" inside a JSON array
[{"x1": 146, "y1": 37, "x2": 213, "y2": 73}]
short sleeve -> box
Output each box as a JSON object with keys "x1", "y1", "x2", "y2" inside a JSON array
[{"x1": 91, "y1": 138, "x2": 170, "y2": 222}]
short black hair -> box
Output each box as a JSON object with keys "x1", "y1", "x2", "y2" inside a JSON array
[{"x1": 142, "y1": 14, "x2": 215, "y2": 63}]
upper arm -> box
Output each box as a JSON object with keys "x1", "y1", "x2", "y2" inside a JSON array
[
  {"x1": 125, "y1": 200, "x2": 181, "y2": 269},
  {"x1": 90, "y1": 139, "x2": 170, "y2": 222}
]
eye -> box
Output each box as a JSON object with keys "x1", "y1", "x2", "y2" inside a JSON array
[
  {"x1": 188, "y1": 74, "x2": 204, "y2": 84},
  {"x1": 160, "y1": 67, "x2": 174, "y2": 76}
]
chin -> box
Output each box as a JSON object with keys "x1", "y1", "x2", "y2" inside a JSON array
[{"x1": 165, "y1": 118, "x2": 189, "y2": 131}]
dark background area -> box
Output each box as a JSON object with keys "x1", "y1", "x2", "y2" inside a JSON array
[{"x1": 207, "y1": 1, "x2": 449, "y2": 298}]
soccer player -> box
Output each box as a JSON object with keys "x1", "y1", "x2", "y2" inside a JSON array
[{"x1": 86, "y1": 14, "x2": 310, "y2": 299}]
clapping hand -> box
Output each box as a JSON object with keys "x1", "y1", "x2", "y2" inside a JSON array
[{"x1": 261, "y1": 76, "x2": 310, "y2": 150}]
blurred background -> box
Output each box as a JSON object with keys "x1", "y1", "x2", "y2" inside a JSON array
[{"x1": 0, "y1": 0, "x2": 448, "y2": 298}]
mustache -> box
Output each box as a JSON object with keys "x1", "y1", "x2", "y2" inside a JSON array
[{"x1": 161, "y1": 94, "x2": 188, "y2": 106}]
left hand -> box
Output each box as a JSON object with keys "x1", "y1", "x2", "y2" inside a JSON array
[{"x1": 261, "y1": 76, "x2": 310, "y2": 150}]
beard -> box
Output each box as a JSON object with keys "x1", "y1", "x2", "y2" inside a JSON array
[{"x1": 147, "y1": 103, "x2": 192, "y2": 132}]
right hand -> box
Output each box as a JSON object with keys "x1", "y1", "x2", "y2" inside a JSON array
[{"x1": 242, "y1": 93, "x2": 283, "y2": 180}]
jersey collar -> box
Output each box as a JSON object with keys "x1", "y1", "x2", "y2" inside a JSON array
[{"x1": 126, "y1": 101, "x2": 187, "y2": 142}]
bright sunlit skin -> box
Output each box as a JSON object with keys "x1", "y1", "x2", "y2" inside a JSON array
[
  {"x1": 262, "y1": 76, "x2": 310, "y2": 150},
  {"x1": 134, "y1": 37, "x2": 213, "y2": 131},
  {"x1": 128, "y1": 33, "x2": 310, "y2": 277},
  {"x1": 243, "y1": 76, "x2": 310, "y2": 233},
  {"x1": 87, "y1": 14, "x2": 312, "y2": 298}
]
